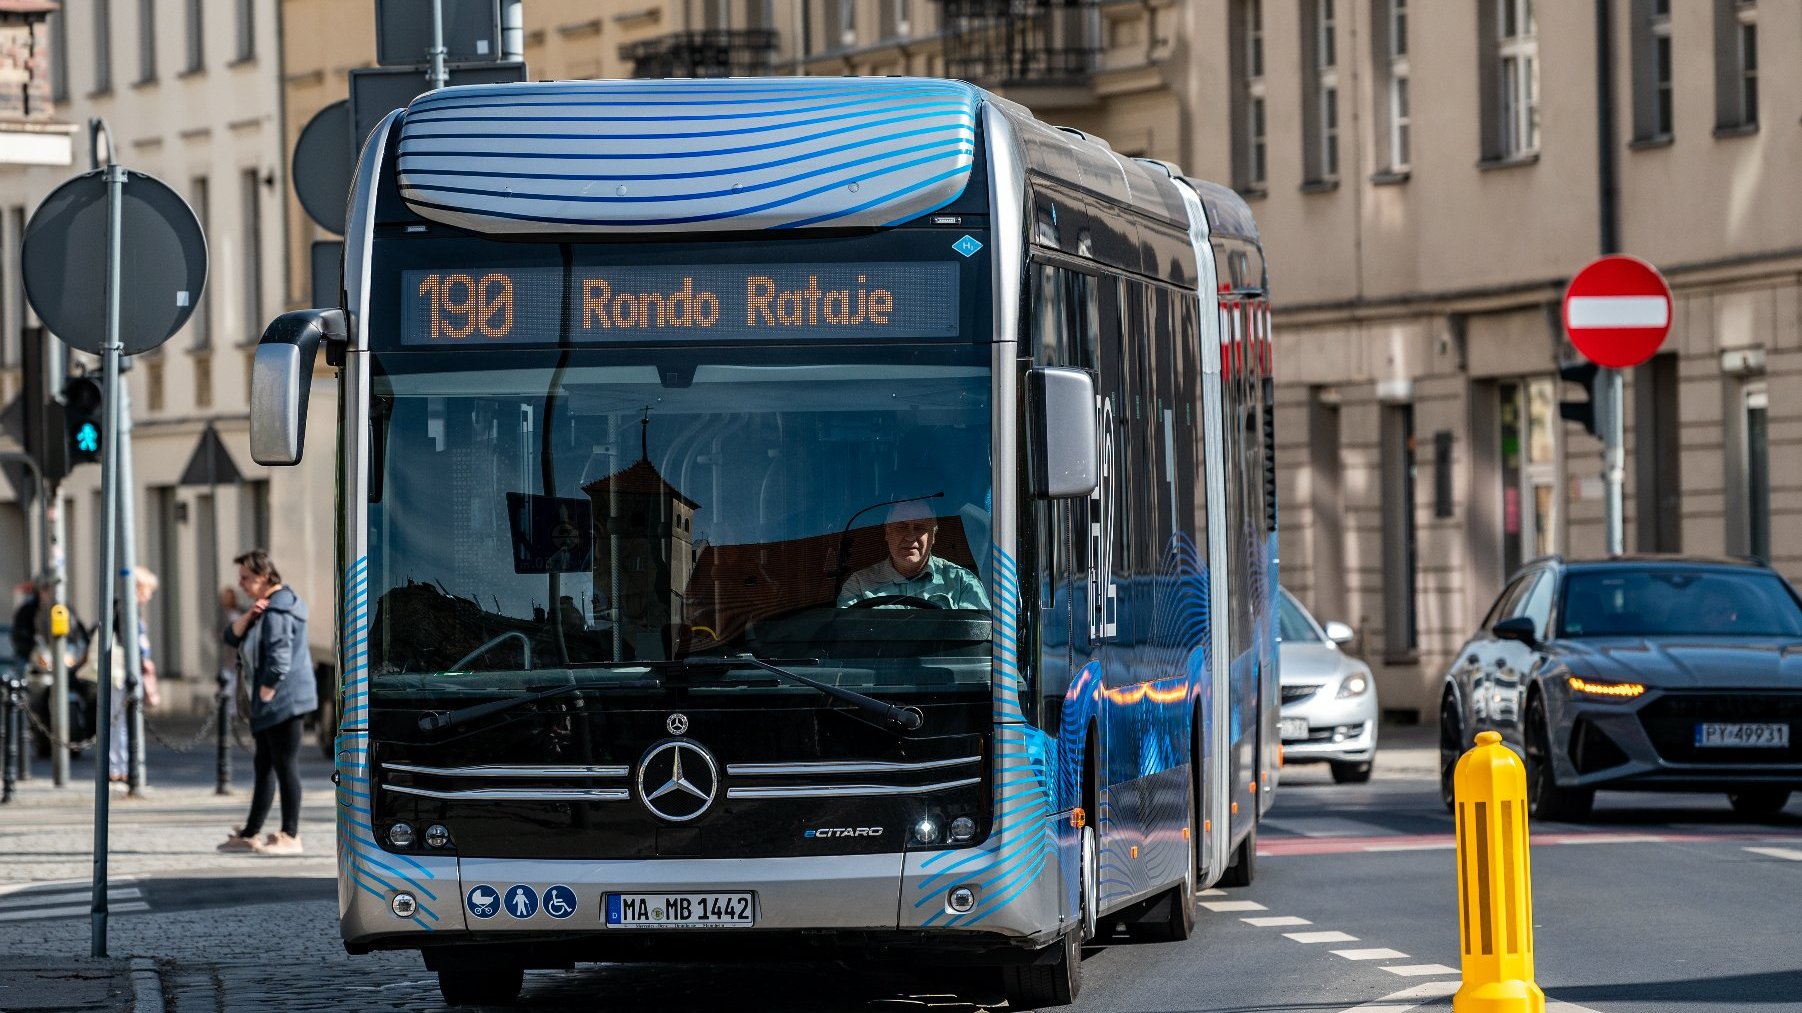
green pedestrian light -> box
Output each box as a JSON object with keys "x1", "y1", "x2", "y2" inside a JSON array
[{"x1": 62, "y1": 376, "x2": 104, "y2": 466}]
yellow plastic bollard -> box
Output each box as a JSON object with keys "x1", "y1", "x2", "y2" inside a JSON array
[{"x1": 1453, "y1": 730, "x2": 1545, "y2": 1013}]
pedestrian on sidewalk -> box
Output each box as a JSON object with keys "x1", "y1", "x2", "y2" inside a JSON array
[
  {"x1": 217, "y1": 550, "x2": 313, "y2": 856},
  {"x1": 109, "y1": 569, "x2": 161, "y2": 783}
]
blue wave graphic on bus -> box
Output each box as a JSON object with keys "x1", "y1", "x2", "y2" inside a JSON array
[
  {"x1": 336, "y1": 557, "x2": 443, "y2": 932},
  {"x1": 396, "y1": 78, "x2": 980, "y2": 233}
]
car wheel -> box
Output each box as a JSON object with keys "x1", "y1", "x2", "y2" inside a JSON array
[
  {"x1": 1438, "y1": 693, "x2": 1462, "y2": 811},
  {"x1": 1524, "y1": 696, "x2": 1592, "y2": 822},
  {"x1": 1331, "y1": 761, "x2": 1372, "y2": 784},
  {"x1": 1727, "y1": 789, "x2": 1792, "y2": 817},
  {"x1": 437, "y1": 963, "x2": 523, "y2": 1007}
]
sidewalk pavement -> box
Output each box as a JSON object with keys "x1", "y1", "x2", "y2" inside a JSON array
[{"x1": 0, "y1": 957, "x2": 140, "y2": 1012}]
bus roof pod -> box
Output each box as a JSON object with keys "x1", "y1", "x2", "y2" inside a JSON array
[{"x1": 391, "y1": 77, "x2": 984, "y2": 234}]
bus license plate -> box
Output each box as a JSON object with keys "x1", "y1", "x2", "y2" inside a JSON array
[
  {"x1": 1694, "y1": 723, "x2": 1789, "y2": 748},
  {"x1": 1280, "y1": 718, "x2": 1309, "y2": 741},
  {"x1": 605, "y1": 893, "x2": 754, "y2": 929}
]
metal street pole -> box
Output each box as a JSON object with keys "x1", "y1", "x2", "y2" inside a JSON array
[
  {"x1": 117, "y1": 380, "x2": 145, "y2": 796},
  {"x1": 427, "y1": 0, "x2": 448, "y2": 90},
  {"x1": 90, "y1": 154, "x2": 125, "y2": 960},
  {"x1": 1604, "y1": 368, "x2": 1625, "y2": 556}
]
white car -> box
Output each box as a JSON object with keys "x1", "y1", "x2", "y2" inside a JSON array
[{"x1": 1278, "y1": 589, "x2": 1379, "y2": 783}]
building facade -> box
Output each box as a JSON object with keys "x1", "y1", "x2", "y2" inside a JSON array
[
  {"x1": 0, "y1": 0, "x2": 291, "y2": 709},
  {"x1": 1194, "y1": 0, "x2": 1802, "y2": 720}
]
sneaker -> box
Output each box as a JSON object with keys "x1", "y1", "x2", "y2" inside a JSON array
[
  {"x1": 217, "y1": 828, "x2": 258, "y2": 853},
  {"x1": 254, "y1": 832, "x2": 304, "y2": 856}
]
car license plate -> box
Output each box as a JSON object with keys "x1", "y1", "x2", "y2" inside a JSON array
[
  {"x1": 1280, "y1": 717, "x2": 1309, "y2": 741},
  {"x1": 1694, "y1": 723, "x2": 1790, "y2": 748},
  {"x1": 605, "y1": 892, "x2": 754, "y2": 928}
]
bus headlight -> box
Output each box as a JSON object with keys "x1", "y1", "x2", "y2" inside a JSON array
[
  {"x1": 948, "y1": 817, "x2": 977, "y2": 843},
  {"x1": 387, "y1": 822, "x2": 415, "y2": 848},
  {"x1": 424, "y1": 824, "x2": 451, "y2": 849},
  {"x1": 912, "y1": 818, "x2": 940, "y2": 845},
  {"x1": 391, "y1": 892, "x2": 417, "y2": 918}
]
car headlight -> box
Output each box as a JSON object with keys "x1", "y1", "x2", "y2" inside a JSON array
[
  {"x1": 1336, "y1": 673, "x2": 1370, "y2": 699},
  {"x1": 1566, "y1": 675, "x2": 1646, "y2": 699}
]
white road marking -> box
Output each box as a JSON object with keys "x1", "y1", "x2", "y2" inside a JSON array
[
  {"x1": 1336, "y1": 980, "x2": 1460, "y2": 1013},
  {"x1": 1197, "y1": 888, "x2": 1228, "y2": 896},
  {"x1": 1549, "y1": 834, "x2": 1666, "y2": 846},
  {"x1": 1744, "y1": 846, "x2": 1802, "y2": 861},
  {"x1": 1199, "y1": 900, "x2": 1267, "y2": 912},
  {"x1": 0, "y1": 887, "x2": 142, "y2": 909},
  {"x1": 0, "y1": 901, "x2": 151, "y2": 922},
  {"x1": 1285, "y1": 930, "x2": 1359, "y2": 944},
  {"x1": 1333, "y1": 948, "x2": 1410, "y2": 961},
  {"x1": 1381, "y1": 964, "x2": 1459, "y2": 977},
  {"x1": 1362, "y1": 841, "x2": 1456, "y2": 853},
  {"x1": 1547, "y1": 1001, "x2": 1608, "y2": 1012},
  {"x1": 1567, "y1": 295, "x2": 1669, "y2": 328},
  {"x1": 1242, "y1": 915, "x2": 1312, "y2": 927}
]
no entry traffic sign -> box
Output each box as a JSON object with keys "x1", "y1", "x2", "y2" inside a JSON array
[{"x1": 1561, "y1": 255, "x2": 1672, "y2": 369}]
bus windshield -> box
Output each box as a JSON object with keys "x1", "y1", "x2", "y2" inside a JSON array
[{"x1": 365, "y1": 342, "x2": 995, "y2": 698}]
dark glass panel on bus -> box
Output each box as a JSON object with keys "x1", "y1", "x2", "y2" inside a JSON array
[
  {"x1": 1558, "y1": 568, "x2": 1802, "y2": 639},
  {"x1": 365, "y1": 340, "x2": 994, "y2": 703}
]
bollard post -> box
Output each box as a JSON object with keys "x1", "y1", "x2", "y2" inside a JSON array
[
  {"x1": 1453, "y1": 730, "x2": 1545, "y2": 1013},
  {"x1": 215, "y1": 670, "x2": 231, "y2": 795},
  {"x1": 1, "y1": 666, "x2": 16, "y2": 804}
]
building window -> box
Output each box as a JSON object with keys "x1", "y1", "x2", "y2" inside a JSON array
[
  {"x1": 185, "y1": 0, "x2": 204, "y2": 72},
  {"x1": 146, "y1": 359, "x2": 165, "y2": 412},
  {"x1": 1632, "y1": 353, "x2": 1681, "y2": 552},
  {"x1": 1373, "y1": 0, "x2": 1410, "y2": 172},
  {"x1": 837, "y1": 0, "x2": 856, "y2": 47},
  {"x1": 1381, "y1": 402, "x2": 1417, "y2": 660},
  {"x1": 240, "y1": 169, "x2": 261, "y2": 342},
  {"x1": 137, "y1": 0, "x2": 156, "y2": 83},
  {"x1": 93, "y1": 0, "x2": 113, "y2": 93},
  {"x1": 1302, "y1": 0, "x2": 1340, "y2": 183},
  {"x1": 1496, "y1": 0, "x2": 1537, "y2": 158},
  {"x1": 1231, "y1": 0, "x2": 1266, "y2": 191},
  {"x1": 188, "y1": 176, "x2": 208, "y2": 348},
  {"x1": 1712, "y1": 0, "x2": 1756, "y2": 131},
  {"x1": 193, "y1": 352, "x2": 212, "y2": 409},
  {"x1": 1630, "y1": 0, "x2": 1674, "y2": 141},
  {"x1": 234, "y1": 0, "x2": 254, "y2": 62},
  {"x1": 50, "y1": 11, "x2": 68, "y2": 102},
  {"x1": 1741, "y1": 382, "x2": 1769, "y2": 560}
]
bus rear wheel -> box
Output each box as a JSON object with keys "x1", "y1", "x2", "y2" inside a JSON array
[
  {"x1": 437, "y1": 963, "x2": 523, "y2": 1007},
  {"x1": 1000, "y1": 925, "x2": 1083, "y2": 1008},
  {"x1": 1218, "y1": 823, "x2": 1256, "y2": 887}
]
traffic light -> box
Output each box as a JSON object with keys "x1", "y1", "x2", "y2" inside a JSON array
[
  {"x1": 1558, "y1": 361, "x2": 1602, "y2": 439},
  {"x1": 62, "y1": 376, "x2": 103, "y2": 466}
]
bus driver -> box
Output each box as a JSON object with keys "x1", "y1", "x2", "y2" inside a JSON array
[{"x1": 837, "y1": 500, "x2": 990, "y2": 610}]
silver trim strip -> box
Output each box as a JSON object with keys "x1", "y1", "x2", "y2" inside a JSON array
[
  {"x1": 381, "y1": 785, "x2": 631, "y2": 802},
  {"x1": 725, "y1": 776, "x2": 981, "y2": 800},
  {"x1": 725, "y1": 757, "x2": 980, "y2": 777},
  {"x1": 382, "y1": 763, "x2": 630, "y2": 779}
]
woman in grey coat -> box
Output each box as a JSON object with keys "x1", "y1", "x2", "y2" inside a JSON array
[{"x1": 217, "y1": 549, "x2": 316, "y2": 855}]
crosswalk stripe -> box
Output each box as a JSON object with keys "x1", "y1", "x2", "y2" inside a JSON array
[
  {"x1": 1285, "y1": 930, "x2": 1358, "y2": 943},
  {"x1": 1242, "y1": 915, "x2": 1312, "y2": 927},
  {"x1": 1382, "y1": 964, "x2": 1459, "y2": 977},
  {"x1": 1333, "y1": 948, "x2": 1410, "y2": 961},
  {"x1": 1199, "y1": 900, "x2": 1267, "y2": 912},
  {"x1": 1744, "y1": 846, "x2": 1802, "y2": 861},
  {"x1": 1336, "y1": 980, "x2": 1460, "y2": 1013},
  {"x1": 0, "y1": 901, "x2": 150, "y2": 923},
  {"x1": 0, "y1": 888, "x2": 143, "y2": 909}
]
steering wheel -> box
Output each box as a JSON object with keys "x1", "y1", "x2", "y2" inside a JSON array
[{"x1": 848, "y1": 594, "x2": 945, "y2": 610}]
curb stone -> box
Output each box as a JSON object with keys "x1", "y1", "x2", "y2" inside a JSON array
[{"x1": 129, "y1": 957, "x2": 164, "y2": 1013}]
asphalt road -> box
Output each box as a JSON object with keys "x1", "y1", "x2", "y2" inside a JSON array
[{"x1": 2, "y1": 723, "x2": 1799, "y2": 1011}]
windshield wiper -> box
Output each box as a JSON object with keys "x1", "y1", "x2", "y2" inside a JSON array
[
  {"x1": 418, "y1": 683, "x2": 581, "y2": 733},
  {"x1": 672, "y1": 655, "x2": 924, "y2": 733}
]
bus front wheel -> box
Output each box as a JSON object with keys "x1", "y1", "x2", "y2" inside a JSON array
[
  {"x1": 1000, "y1": 925, "x2": 1083, "y2": 1008},
  {"x1": 437, "y1": 963, "x2": 523, "y2": 1007}
]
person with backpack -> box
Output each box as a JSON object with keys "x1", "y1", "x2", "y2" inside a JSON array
[{"x1": 216, "y1": 550, "x2": 314, "y2": 855}]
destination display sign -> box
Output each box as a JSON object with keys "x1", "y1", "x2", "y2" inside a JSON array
[{"x1": 399, "y1": 262, "x2": 961, "y2": 345}]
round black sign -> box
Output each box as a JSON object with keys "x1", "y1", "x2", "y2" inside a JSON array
[
  {"x1": 292, "y1": 100, "x2": 352, "y2": 235},
  {"x1": 22, "y1": 169, "x2": 208, "y2": 357}
]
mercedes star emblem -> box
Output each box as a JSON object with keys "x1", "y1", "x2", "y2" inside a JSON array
[
  {"x1": 666, "y1": 713, "x2": 689, "y2": 735},
  {"x1": 636, "y1": 740, "x2": 719, "y2": 823}
]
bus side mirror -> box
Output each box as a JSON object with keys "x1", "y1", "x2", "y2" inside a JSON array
[
  {"x1": 250, "y1": 308, "x2": 345, "y2": 466},
  {"x1": 1028, "y1": 366, "x2": 1098, "y2": 499}
]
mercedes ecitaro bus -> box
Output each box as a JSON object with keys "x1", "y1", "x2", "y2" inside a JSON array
[{"x1": 249, "y1": 76, "x2": 1277, "y2": 1007}]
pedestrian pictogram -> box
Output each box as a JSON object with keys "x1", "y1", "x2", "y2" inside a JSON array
[
  {"x1": 1561, "y1": 254, "x2": 1673, "y2": 369},
  {"x1": 75, "y1": 424, "x2": 98, "y2": 454},
  {"x1": 542, "y1": 885, "x2": 577, "y2": 920},
  {"x1": 505, "y1": 884, "x2": 538, "y2": 919},
  {"x1": 465, "y1": 885, "x2": 499, "y2": 919}
]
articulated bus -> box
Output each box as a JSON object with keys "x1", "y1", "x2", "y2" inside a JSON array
[{"x1": 250, "y1": 77, "x2": 1276, "y2": 1007}]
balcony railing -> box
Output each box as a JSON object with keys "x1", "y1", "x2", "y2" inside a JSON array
[
  {"x1": 936, "y1": 0, "x2": 1098, "y2": 90},
  {"x1": 620, "y1": 29, "x2": 780, "y2": 79}
]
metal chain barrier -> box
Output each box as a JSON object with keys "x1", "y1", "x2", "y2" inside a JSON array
[
  {"x1": 140, "y1": 707, "x2": 225, "y2": 754},
  {"x1": 23, "y1": 705, "x2": 100, "y2": 755}
]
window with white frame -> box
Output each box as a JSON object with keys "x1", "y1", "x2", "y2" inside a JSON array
[
  {"x1": 1736, "y1": 1, "x2": 1756, "y2": 126},
  {"x1": 1311, "y1": 0, "x2": 1341, "y2": 180},
  {"x1": 185, "y1": 0, "x2": 204, "y2": 72},
  {"x1": 137, "y1": 0, "x2": 155, "y2": 83},
  {"x1": 1496, "y1": 0, "x2": 1538, "y2": 158},
  {"x1": 1233, "y1": 0, "x2": 1267, "y2": 191},
  {"x1": 838, "y1": 0, "x2": 856, "y2": 48},
  {"x1": 93, "y1": 0, "x2": 112, "y2": 93},
  {"x1": 1386, "y1": 0, "x2": 1410, "y2": 170},
  {"x1": 1630, "y1": 0, "x2": 1673, "y2": 141},
  {"x1": 1712, "y1": 0, "x2": 1758, "y2": 131}
]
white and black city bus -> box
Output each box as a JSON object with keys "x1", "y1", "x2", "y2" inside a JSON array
[{"x1": 249, "y1": 77, "x2": 1276, "y2": 1007}]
